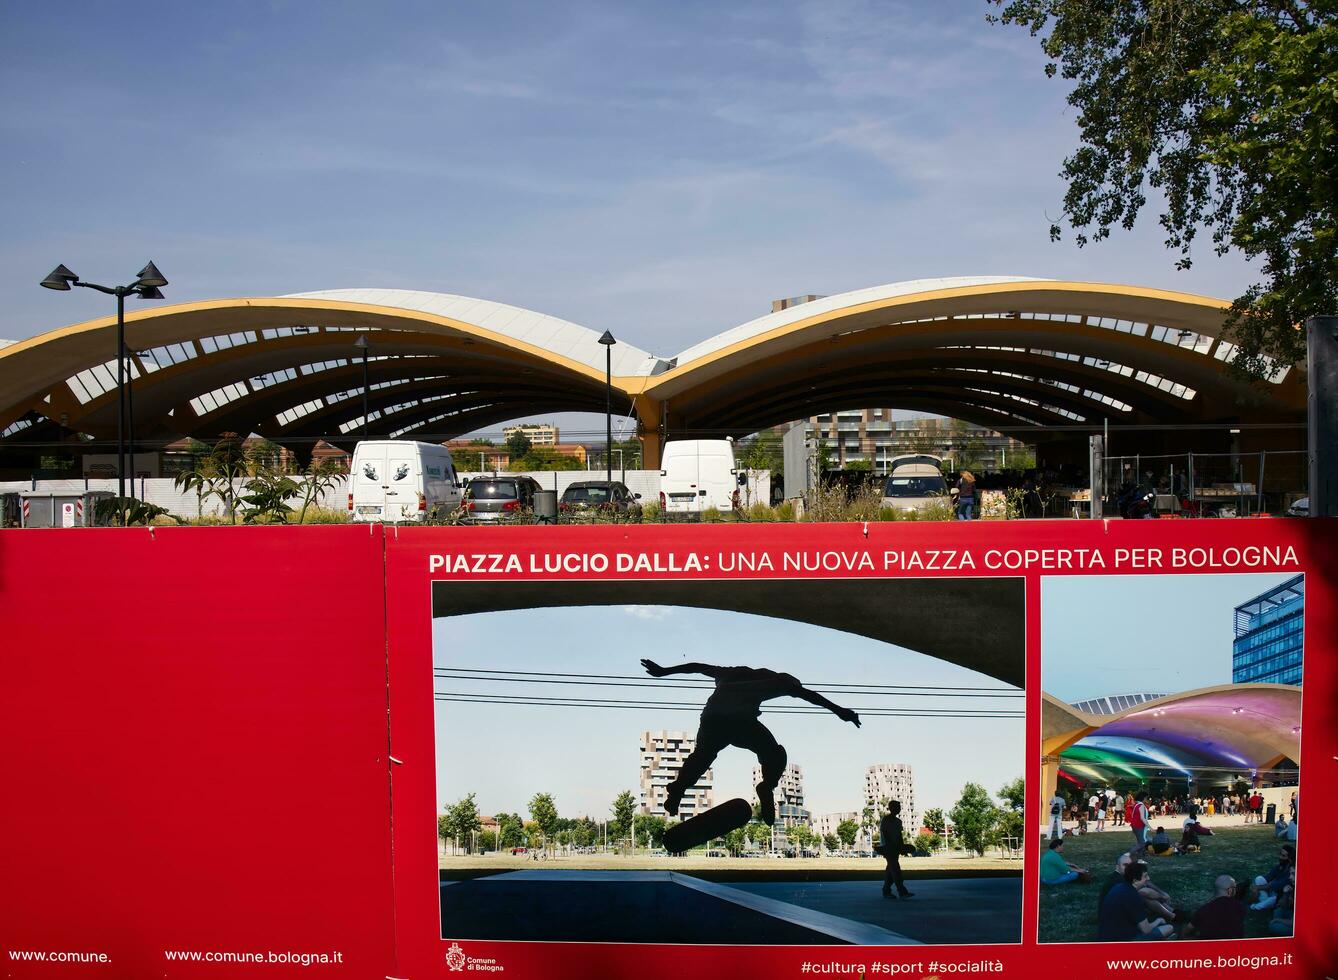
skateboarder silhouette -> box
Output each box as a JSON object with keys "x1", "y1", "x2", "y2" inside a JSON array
[{"x1": 641, "y1": 659, "x2": 861, "y2": 824}]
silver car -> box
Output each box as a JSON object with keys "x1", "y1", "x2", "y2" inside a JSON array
[{"x1": 462, "y1": 476, "x2": 542, "y2": 522}]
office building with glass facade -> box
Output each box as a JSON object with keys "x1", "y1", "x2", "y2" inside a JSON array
[{"x1": 1232, "y1": 575, "x2": 1304, "y2": 685}]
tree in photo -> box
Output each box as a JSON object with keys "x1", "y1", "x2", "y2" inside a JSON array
[
  {"x1": 950, "y1": 782, "x2": 1001, "y2": 857},
  {"x1": 528, "y1": 792, "x2": 559, "y2": 854},
  {"x1": 823, "y1": 831, "x2": 841, "y2": 854},
  {"x1": 837, "y1": 817, "x2": 860, "y2": 852},
  {"x1": 442, "y1": 792, "x2": 483, "y2": 854},
  {"x1": 996, "y1": 777, "x2": 1027, "y2": 848},
  {"x1": 923, "y1": 807, "x2": 947, "y2": 837},
  {"x1": 494, "y1": 812, "x2": 524, "y2": 850},
  {"x1": 988, "y1": 0, "x2": 1338, "y2": 376},
  {"x1": 610, "y1": 790, "x2": 636, "y2": 847}
]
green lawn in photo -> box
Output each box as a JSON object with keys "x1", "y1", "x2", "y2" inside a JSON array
[{"x1": 1038, "y1": 825, "x2": 1293, "y2": 943}]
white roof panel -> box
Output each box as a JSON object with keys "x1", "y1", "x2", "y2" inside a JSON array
[
  {"x1": 288, "y1": 288, "x2": 658, "y2": 376},
  {"x1": 672, "y1": 276, "x2": 1052, "y2": 367}
]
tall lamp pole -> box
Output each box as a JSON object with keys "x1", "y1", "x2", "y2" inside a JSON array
[
  {"x1": 40, "y1": 262, "x2": 167, "y2": 518},
  {"x1": 354, "y1": 335, "x2": 370, "y2": 438},
  {"x1": 598, "y1": 331, "x2": 616, "y2": 487}
]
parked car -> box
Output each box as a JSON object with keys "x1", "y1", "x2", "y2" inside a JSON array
[
  {"x1": 880, "y1": 454, "x2": 949, "y2": 513},
  {"x1": 1286, "y1": 497, "x2": 1309, "y2": 517},
  {"x1": 559, "y1": 480, "x2": 642, "y2": 519},
  {"x1": 463, "y1": 476, "x2": 542, "y2": 522}
]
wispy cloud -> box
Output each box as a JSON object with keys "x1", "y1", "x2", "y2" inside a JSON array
[{"x1": 621, "y1": 605, "x2": 672, "y2": 621}]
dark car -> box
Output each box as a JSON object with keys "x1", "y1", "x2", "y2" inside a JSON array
[
  {"x1": 559, "y1": 480, "x2": 642, "y2": 519},
  {"x1": 463, "y1": 476, "x2": 542, "y2": 522}
]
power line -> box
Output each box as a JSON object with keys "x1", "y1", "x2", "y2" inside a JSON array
[
  {"x1": 436, "y1": 667, "x2": 1019, "y2": 694},
  {"x1": 434, "y1": 693, "x2": 1022, "y2": 718}
]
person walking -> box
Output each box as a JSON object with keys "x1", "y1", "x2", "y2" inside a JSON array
[
  {"x1": 1113, "y1": 793, "x2": 1126, "y2": 826},
  {"x1": 955, "y1": 471, "x2": 977, "y2": 520},
  {"x1": 1128, "y1": 792, "x2": 1151, "y2": 859},
  {"x1": 878, "y1": 800, "x2": 914, "y2": 899},
  {"x1": 1048, "y1": 791, "x2": 1066, "y2": 839}
]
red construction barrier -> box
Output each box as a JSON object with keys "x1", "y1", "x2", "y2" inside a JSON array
[{"x1": 1, "y1": 520, "x2": 1334, "y2": 977}]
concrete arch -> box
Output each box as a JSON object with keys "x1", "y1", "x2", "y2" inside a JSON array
[{"x1": 2, "y1": 278, "x2": 1308, "y2": 470}]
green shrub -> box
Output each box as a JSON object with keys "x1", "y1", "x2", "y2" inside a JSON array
[
  {"x1": 701, "y1": 506, "x2": 723, "y2": 522},
  {"x1": 300, "y1": 507, "x2": 351, "y2": 524},
  {"x1": 640, "y1": 501, "x2": 661, "y2": 522},
  {"x1": 773, "y1": 501, "x2": 795, "y2": 522},
  {"x1": 747, "y1": 502, "x2": 775, "y2": 522}
]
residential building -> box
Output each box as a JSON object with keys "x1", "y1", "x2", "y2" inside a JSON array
[
  {"x1": 752, "y1": 762, "x2": 811, "y2": 849},
  {"x1": 1233, "y1": 575, "x2": 1304, "y2": 685},
  {"x1": 639, "y1": 731, "x2": 713, "y2": 818},
  {"x1": 445, "y1": 440, "x2": 510, "y2": 472},
  {"x1": 504, "y1": 423, "x2": 559, "y2": 446},
  {"x1": 776, "y1": 413, "x2": 1032, "y2": 475},
  {"x1": 865, "y1": 763, "x2": 917, "y2": 840},
  {"x1": 813, "y1": 810, "x2": 863, "y2": 850}
]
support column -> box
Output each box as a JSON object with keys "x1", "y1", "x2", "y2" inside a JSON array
[
  {"x1": 632, "y1": 393, "x2": 663, "y2": 470},
  {"x1": 1039, "y1": 755, "x2": 1061, "y2": 831}
]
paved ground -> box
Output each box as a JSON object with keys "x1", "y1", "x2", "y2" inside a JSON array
[{"x1": 728, "y1": 877, "x2": 1023, "y2": 946}]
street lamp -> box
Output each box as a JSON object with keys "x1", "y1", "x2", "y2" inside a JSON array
[
  {"x1": 40, "y1": 261, "x2": 167, "y2": 517},
  {"x1": 598, "y1": 331, "x2": 616, "y2": 487},
  {"x1": 353, "y1": 335, "x2": 370, "y2": 438}
]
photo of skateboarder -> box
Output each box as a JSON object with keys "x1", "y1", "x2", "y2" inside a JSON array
[{"x1": 640, "y1": 659, "x2": 862, "y2": 824}]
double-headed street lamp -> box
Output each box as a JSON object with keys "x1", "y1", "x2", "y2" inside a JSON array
[{"x1": 40, "y1": 262, "x2": 168, "y2": 511}]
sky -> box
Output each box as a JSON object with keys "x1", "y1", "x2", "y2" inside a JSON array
[
  {"x1": 1041, "y1": 572, "x2": 1299, "y2": 703},
  {"x1": 432, "y1": 604, "x2": 1023, "y2": 822},
  {"x1": 3, "y1": 3, "x2": 1261, "y2": 370}
]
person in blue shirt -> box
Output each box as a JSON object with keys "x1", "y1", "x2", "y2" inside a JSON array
[{"x1": 1098, "y1": 861, "x2": 1175, "y2": 941}]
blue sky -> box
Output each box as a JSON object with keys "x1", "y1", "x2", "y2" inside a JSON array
[
  {"x1": 1041, "y1": 572, "x2": 1298, "y2": 702},
  {"x1": 433, "y1": 604, "x2": 1023, "y2": 821},
  {"x1": 2, "y1": 2, "x2": 1259, "y2": 438}
]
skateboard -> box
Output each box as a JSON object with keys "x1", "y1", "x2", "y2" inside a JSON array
[{"x1": 662, "y1": 797, "x2": 751, "y2": 854}]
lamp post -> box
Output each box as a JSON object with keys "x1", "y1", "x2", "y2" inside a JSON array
[
  {"x1": 353, "y1": 335, "x2": 370, "y2": 438},
  {"x1": 597, "y1": 331, "x2": 616, "y2": 487},
  {"x1": 40, "y1": 262, "x2": 167, "y2": 519}
]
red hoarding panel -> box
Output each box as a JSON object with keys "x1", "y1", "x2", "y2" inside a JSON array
[
  {"x1": 0, "y1": 526, "x2": 397, "y2": 978},
  {"x1": 388, "y1": 520, "x2": 1337, "y2": 978},
  {"x1": 2, "y1": 519, "x2": 1335, "y2": 977}
]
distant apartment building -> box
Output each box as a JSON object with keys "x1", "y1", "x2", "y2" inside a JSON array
[
  {"x1": 865, "y1": 763, "x2": 917, "y2": 839},
  {"x1": 751, "y1": 762, "x2": 811, "y2": 848},
  {"x1": 504, "y1": 423, "x2": 559, "y2": 446},
  {"x1": 813, "y1": 810, "x2": 862, "y2": 849},
  {"x1": 1233, "y1": 575, "x2": 1304, "y2": 685},
  {"x1": 639, "y1": 731, "x2": 713, "y2": 819},
  {"x1": 776, "y1": 413, "x2": 1030, "y2": 475}
]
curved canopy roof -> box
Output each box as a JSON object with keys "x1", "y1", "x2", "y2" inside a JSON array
[
  {"x1": 0, "y1": 277, "x2": 1307, "y2": 449},
  {"x1": 1043, "y1": 685, "x2": 1301, "y2": 784}
]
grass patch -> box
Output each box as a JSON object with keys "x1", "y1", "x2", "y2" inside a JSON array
[{"x1": 1038, "y1": 825, "x2": 1289, "y2": 942}]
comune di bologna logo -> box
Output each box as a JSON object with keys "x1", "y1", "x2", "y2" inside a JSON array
[{"x1": 445, "y1": 943, "x2": 466, "y2": 972}]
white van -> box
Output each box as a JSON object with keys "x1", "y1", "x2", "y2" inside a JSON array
[
  {"x1": 659, "y1": 439, "x2": 744, "y2": 519},
  {"x1": 349, "y1": 440, "x2": 463, "y2": 523}
]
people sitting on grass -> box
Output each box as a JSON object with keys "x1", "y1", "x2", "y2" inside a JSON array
[
  {"x1": 1268, "y1": 866, "x2": 1295, "y2": 936},
  {"x1": 1148, "y1": 826, "x2": 1178, "y2": 856},
  {"x1": 1098, "y1": 852, "x2": 1180, "y2": 923},
  {"x1": 1041, "y1": 838, "x2": 1090, "y2": 885},
  {"x1": 1182, "y1": 875, "x2": 1247, "y2": 940},
  {"x1": 1274, "y1": 814, "x2": 1289, "y2": 838},
  {"x1": 1098, "y1": 861, "x2": 1176, "y2": 941},
  {"x1": 1250, "y1": 844, "x2": 1296, "y2": 911}
]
